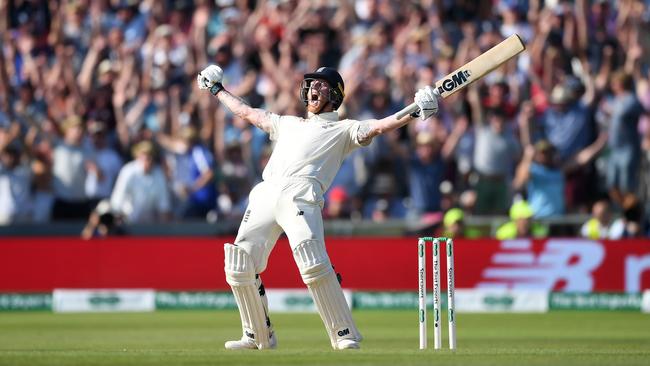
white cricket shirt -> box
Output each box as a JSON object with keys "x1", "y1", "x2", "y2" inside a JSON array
[{"x1": 262, "y1": 111, "x2": 369, "y2": 192}]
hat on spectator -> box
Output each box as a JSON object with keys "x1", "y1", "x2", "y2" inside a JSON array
[
  {"x1": 444, "y1": 208, "x2": 464, "y2": 227},
  {"x1": 61, "y1": 115, "x2": 83, "y2": 132},
  {"x1": 416, "y1": 132, "x2": 434, "y2": 145},
  {"x1": 509, "y1": 200, "x2": 534, "y2": 221},
  {"x1": 328, "y1": 186, "x2": 348, "y2": 203},
  {"x1": 155, "y1": 25, "x2": 173, "y2": 38},
  {"x1": 131, "y1": 140, "x2": 155, "y2": 157},
  {"x1": 180, "y1": 126, "x2": 199, "y2": 143},
  {"x1": 98, "y1": 60, "x2": 115, "y2": 75},
  {"x1": 534, "y1": 139, "x2": 554, "y2": 153},
  {"x1": 549, "y1": 84, "x2": 571, "y2": 105}
]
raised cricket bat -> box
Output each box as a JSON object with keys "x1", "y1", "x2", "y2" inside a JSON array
[{"x1": 396, "y1": 34, "x2": 525, "y2": 119}]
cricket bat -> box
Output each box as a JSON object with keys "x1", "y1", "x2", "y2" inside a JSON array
[{"x1": 396, "y1": 34, "x2": 526, "y2": 119}]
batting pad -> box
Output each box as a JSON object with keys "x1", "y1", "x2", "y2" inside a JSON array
[
  {"x1": 256, "y1": 275, "x2": 274, "y2": 336},
  {"x1": 293, "y1": 240, "x2": 362, "y2": 348},
  {"x1": 224, "y1": 244, "x2": 272, "y2": 349}
]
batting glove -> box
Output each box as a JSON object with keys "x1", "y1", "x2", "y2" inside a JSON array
[
  {"x1": 413, "y1": 86, "x2": 440, "y2": 120},
  {"x1": 197, "y1": 65, "x2": 224, "y2": 95}
]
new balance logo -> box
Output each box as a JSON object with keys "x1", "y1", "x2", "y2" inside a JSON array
[
  {"x1": 245, "y1": 331, "x2": 255, "y2": 339},
  {"x1": 478, "y1": 239, "x2": 605, "y2": 291},
  {"x1": 297, "y1": 210, "x2": 304, "y2": 216},
  {"x1": 337, "y1": 328, "x2": 350, "y2": 337}
]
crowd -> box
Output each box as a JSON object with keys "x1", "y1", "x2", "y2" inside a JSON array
[{"x1": 1, "y1": 0, "x2": 649, "y2": 239}]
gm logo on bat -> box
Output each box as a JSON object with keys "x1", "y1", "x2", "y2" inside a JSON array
[{"x1": 437, "y1": 70, "x2": 472, "y2": 95}]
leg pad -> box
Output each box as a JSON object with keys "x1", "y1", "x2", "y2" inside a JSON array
[
  {"x1": 225, "y1": 244, "x2": 272, "y2": 349},
  {"x1": 292, "y1": 240, "x2": 362, "y2": 348}
]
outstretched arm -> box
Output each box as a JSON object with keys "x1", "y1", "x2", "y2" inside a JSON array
[
  {"x1": 357, "y1": 86, "x2": 439, "y2": 144},
  {"x1": 197, "y1": 65, "x2": 274, "y2": 134},
  {"x1": 357, "y1": 113, "x2": 416, "y2": 145},
  {"x1": 214, "y1": 90, "x2": 275, "y2": 134}
]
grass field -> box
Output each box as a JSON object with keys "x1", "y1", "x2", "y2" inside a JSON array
[{"x1": 1, "y1": 310, "x2": 649, "y2": 366}]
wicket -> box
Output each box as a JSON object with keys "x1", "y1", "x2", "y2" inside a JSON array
[{"x1": 418, "y1": 237, "x2": 456, "y2": 350}]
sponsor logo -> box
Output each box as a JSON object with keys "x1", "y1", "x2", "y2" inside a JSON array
[
  {"x1": 550, "y1": 292, "x2": 641, "y2": 311},
  {"x1": 297, "y1": 210, "x2": 304, "y2": 216},
  {"x1": 285, "y1": 295, "x2": 313, "y2": 306},
  {"x1": 155, "y1": 292, "x2": 237, "y2": 310},
  {"x1": 478, "y1": 239, "x2": 605, "y2": 291},
  {"x1": 483, "y1": 295, "x2": 515, "y2": 307},
  {"x1": 0, "y1": 294, "x2": 52, "y2": 311},
  {"x1": 419, "y1": 268, "x2": 425, "y2": 296},
  {"x1": 625, "y1": 254, "x2": 650, "y2": 292},
  {"x1": 88, "y1": 293, "x2": 121, "y2": 306},
  {"x1": 245, "y1": 331, "x2": 255, "y2": 339},
  {"x1": 437, "y1": 70, "x2": 471, "y2": 94},
  {"x1": 337, "y1": 328, "x2": 350, "y2": 337},
  {"x1": 243, "y1": 210, "x2": 251, "y2": 223}
]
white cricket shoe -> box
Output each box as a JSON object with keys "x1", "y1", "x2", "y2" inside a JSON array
[
  {"x1": 224, "y1": 332, "x2": 277, "y2": 350},
  {"x1": 335, "y1": 339, "x2": 361, "y2": 350}
]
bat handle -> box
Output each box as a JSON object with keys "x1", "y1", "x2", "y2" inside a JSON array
[{"x1": 395, "y1": 102, "x2": 419, "y2": 120}]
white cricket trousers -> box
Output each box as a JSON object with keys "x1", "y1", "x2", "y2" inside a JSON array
[{"x1": 233, "y1": 178, "x2": 325, "y2": 272}]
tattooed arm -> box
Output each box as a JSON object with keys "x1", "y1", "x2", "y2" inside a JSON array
[
  {"x1": 197, "y1": 65, "x2": 274, "y2": 133},
  {"x1": 215, "y1": 90, "x2": 275, "y2": 134},
  {"x1": 357, "y1": 86, "x2": 440, "y2": 144},
  {"x1": 356, "y1": 114, "x2": 416, "y2": 145}
]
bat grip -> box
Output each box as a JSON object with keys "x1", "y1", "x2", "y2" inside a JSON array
[{"x1": 395, "y1": 102, "x2": 419, "y2": 120}]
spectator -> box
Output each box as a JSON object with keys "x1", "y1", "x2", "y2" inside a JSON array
[
  {"x1": 51, "y1": 116, "x2": 94, "y2": 220},
  {"x1": 580, "y1": 199, "x2": 615, "y2": 239},
  {"x1": 110, "y1": 141, "x2": 171, "y2": 223},
  {"x1": 514, "y1": 135, "x2": 608, "y2": 218},
  {"x1": 496, "y1": 200, "x2": 548, "y2": 240},
  {"x1": 407, "y1": 127, "x2": 464, "y2": 218},
  {"x1": 514, "y1": 141, "x2": 565, "y2": 218},
  {"x1": 608, "y1": 196, "x2": 644, "y2": 239},
  {"x1": 84, "y1": 120, "x2": 123, "y2": 202},
  {"x1": 539, "y1": 81, "x2": 594, "y2": 161},
  {"x1": 0, "y1": 0, "x2": 647, "y2": 236},
  {"x1": 0, "y1": 145, "x2": 31, "y2": 225},
  {"x1": 535, "y1": 79, "x2": 598, "y2": 211},
  {"x1": 159, "y1": 126, "x2": 217, "y2": 219},
  {"x1": 324, "y1": 185, "x2": 351, "y2": 220},
  {"x1": 219, "y1": 141, "x2": 253, "y2": 218},
  {"x1": 442, "y1": 208, "x2": 464, "y2": 239},
  {"x1": 605, "y1": 71, "x2": 644, "y2": 206},
  {"x1": 81, "y1": 199, "x2": 125, "y2": 240},
  {"x1": 29, "y1": 157, "x2": 54, "y2": 223},
  {"x1": 468, "y1": 86, "x2": 520, "y2": 215}
]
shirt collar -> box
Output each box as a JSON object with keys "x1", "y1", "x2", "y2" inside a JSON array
[{"x1": 308, "y1": 111, "x2": 339, "y2": 121}]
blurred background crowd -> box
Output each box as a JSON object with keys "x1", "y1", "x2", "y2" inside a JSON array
[{"x1": 1, "y1": 0, "x2": 650, "y2": 239}]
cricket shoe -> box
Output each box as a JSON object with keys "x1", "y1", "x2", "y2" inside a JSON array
[
  {"x1": 224, "y1": 331, "x2": 277, "y2": 350},
  {"x1": 335, "y1": 339, "x2": 360, "y2": 350}
]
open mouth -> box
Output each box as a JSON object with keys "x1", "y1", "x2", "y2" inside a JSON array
[{"x1": 309, "y1": 92, "x2": 320, "y2": 104}]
